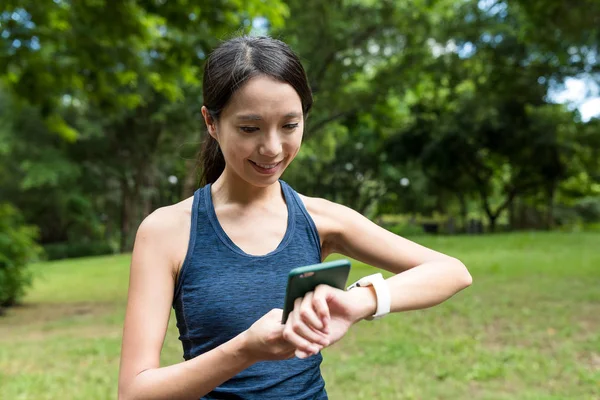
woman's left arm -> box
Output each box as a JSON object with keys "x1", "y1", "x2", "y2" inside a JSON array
[
  {"x1": 282, "y1": 197, "x2": 473, "y2": 358},
  {"x1": 329, "y1": 200, "x2": 473, "y2": 313}
]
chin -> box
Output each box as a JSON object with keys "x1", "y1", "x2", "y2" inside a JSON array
[{"x1": 249, "y1": 174, "x2": 283, "y2": 188}]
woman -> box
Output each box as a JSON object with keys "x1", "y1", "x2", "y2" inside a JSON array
[{"x1": 118, "y1": 35, "x2": 472, "y2": 400}]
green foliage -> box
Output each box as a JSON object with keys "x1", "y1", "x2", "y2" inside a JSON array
[
  {"x1": 583, "y1": 222, "x2": 600, "y2": 232},
  {"x1": 0, "y1": 0, "x2": 288, "y2": 131},
  {"x1": 386, "y1": 222, "x2": 426, "y2": 237},
  {"x1": 0, "y1": 0, "x2": 599, "y2": 254},
  {"x1": 0, "y1": 91, "x2": 107, "y2": 245},
  {"x1": 574, "y1": 197, "x2": 600, "y2": 223},
  {"x1": 0, "y1": 203, "x2": 42, "y2": 308},
  {"x1": 0, "y1": 0, "x2": 288, "y2": 253},
  {"x1": 42, "y1": 241, "x2": 115, "y2": 261},
  {"x1": 45, "y1": 114, "x2": 79, "y2": 142}
]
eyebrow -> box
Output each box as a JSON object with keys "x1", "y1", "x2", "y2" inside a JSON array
[{"x1": 236, "y1": 112, "x2": 302, "y2": 121}]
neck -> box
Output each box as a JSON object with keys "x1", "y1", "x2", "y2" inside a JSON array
[{"x1": 211, "y1": 167, "x2": 282, "y2": 206}]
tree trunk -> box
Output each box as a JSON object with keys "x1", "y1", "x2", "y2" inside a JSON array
[
  {"x1": 141, "y1": 165, "x2": 155, "y2": 219},
  {"x1": 457, "y1": 192, "x2": 468, "y2": 232},
  {"x1": 120, "y1": 177, "x2": 132, "y2": 253},
  {"x1": 1, "y1": 297, "x2": 15, "y2": 308},
  {"x1": 488, "y1": 214, "x2": 497, "y2": 232},
  {"x1": 182, "y1": 131, "x2": 204, "y2": 199},
  {"x1": 479, "y1": 185, "x2": 518, "y2": 233},
  {"x1": 546, "y1": 181, "x2": 556, "y2": 230},
  {"x1": 509, "y1": 195, "x2": 517, "y2": 230},
  {"x1": 182, "y1": 157, "x2": 200, "y2": 199}
]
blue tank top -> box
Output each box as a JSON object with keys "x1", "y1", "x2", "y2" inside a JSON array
[{"x1": 172, "y1": 180, "x2": 327, "y2": 400}]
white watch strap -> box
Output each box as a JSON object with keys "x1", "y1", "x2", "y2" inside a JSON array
[{"x1": 347, "y1": 273, "x2": 391, "y2": 320}]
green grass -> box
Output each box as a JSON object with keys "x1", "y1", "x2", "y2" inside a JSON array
[{"x1": 1, "y1": 232, "x2": 599, "y2": 399}]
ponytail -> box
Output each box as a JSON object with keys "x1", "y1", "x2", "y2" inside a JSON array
[{"x1": 199, "y1": 134, "x2": 225, "y2": 185}]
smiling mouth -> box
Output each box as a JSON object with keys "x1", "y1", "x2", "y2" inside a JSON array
[
  {"x1": 249, "y1": 160, "x2": 282, "y2": 169},
  {"x1": 248, "y1": 160, "x2": 284, "y2": 175}
]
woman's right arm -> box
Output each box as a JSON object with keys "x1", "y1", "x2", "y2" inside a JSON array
[{"x1": 117, "y1": 207, "x2": 299, "y2": 400}]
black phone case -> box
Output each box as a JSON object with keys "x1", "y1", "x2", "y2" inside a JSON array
[{"x1": 281, "y1": 259, "x2": 351, "y2": 324}]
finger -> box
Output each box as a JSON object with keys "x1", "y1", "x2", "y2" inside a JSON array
[
  {"x1": 275, "y1": 335, "x2": 302, "y2": 359},
  {"x1": 291, "y1": 298, "x2": 329, "y2": 346},
  {"x1": 283, "y1": 311, "x2": 325, "y2": 353},
  {"x1": 299, "y1": 292, "x2": 325, "y2": 331},
  {"x1": 295, "y1": 348, "x2": 317, "y2": 359},
  {"x1": 295, "y1": 349, "x2": 308, "y2": 359},
  {"x1": 296, "y1": 342, "x2": 323, "y2": 359},
  {"x1": 288, "y1": 305, "x2": 329, "y2": 348},
  {"x1": 314, "y1": 285, "x2": 332, "y2": 333}
]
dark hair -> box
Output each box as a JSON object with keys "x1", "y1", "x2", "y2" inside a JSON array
[{"x1": 199, "y1": 35, "x2": 313, "y2": 185}]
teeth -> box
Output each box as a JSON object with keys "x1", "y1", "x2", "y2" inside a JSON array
[{"x1": 255, "y1": 162, "x2": 278, "y2": 169}]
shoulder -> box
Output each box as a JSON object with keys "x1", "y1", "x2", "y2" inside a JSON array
[
  {"x1": 297, "y1": 194, "x2": 357, "y2": 257},
  {"x1": 134, "y1": 195, "x2": 195, "y2": 277},
  {"x1": 298, "y1": 194, "x2": 358, "y2": 226},
  {"x1": 137, "y1": 196, "x2": 194, "y2": 239},
  {"x1": 298, "y1": 194, "x2": 340, "y2": 223}
]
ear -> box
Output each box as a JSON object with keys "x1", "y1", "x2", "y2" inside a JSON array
[{"x1": 201, "y1": 106, "x2": 218, "y2": 139}]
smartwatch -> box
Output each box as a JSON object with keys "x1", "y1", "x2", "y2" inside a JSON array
[{"x1": 347, "y1": 273, "x2": 391, "y2": 320}]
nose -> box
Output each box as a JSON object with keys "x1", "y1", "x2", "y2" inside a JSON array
[{"x1": 259, "y1": 131, "x2": 282, "y2": 157}]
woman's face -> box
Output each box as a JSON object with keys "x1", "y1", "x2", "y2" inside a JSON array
[{"x1": 205, "y1": 75, "x2": 304, "y2": 188}]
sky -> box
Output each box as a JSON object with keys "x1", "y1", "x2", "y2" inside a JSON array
[{"x1": 548, "y1": 77, "x2": 600, "y2": 122}]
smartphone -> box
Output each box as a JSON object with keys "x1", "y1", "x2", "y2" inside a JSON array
[{"x1": 281, "y1": 259, "x2": 351, "y2": 324}]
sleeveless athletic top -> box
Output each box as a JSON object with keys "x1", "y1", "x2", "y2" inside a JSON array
[{"x1": 172, "y1": 180, "x2": 327, "y2": 399}]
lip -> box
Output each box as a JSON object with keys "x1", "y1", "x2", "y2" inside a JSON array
[{"x1": 249, "y1": 160, "x2": 283, "y2": 175}]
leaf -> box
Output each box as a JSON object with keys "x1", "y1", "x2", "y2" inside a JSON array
[{"x1": 45, "y1": 114, "x2": 78, "y2": 142}]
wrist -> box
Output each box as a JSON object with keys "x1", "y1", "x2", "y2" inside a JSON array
[
  {"x1": 350, "y1": 286, "x2": 378, "y2": 323},
  {"x1": 347, "y1": 273, "x2": 391, "y2": 321},
  {"x1": 232, "y1": 331, "x2": 261, "y2": 366}
]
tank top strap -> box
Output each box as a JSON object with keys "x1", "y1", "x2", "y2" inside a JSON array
[
  {"x1": 173, "y1": 187, "x2": 201, "y2": 300},
  {"x1": 279, "y1": 180, "x2": 322, "y2": 261}
]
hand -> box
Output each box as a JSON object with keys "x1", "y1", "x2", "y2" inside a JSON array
[
  {"x1": 241, "y1": 309, "x2": 297, "y2": 362},
  {"x1": 283, "y1": 284, "x2": 377, "y2": 359}
]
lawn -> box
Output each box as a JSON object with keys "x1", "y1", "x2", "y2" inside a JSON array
[{"x1": 0, "y1": 232, "x2": 598, "y2": 399}]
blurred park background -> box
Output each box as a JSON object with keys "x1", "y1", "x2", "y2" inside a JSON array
[{"x1": 1, "y1": 0, "x2": 599, "y2": 399}]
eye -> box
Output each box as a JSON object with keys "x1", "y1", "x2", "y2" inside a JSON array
[
  {"x1": 283, "y1": 123, "x2": 299, "y2": 130},
  {"x1": 239, "y1": 126, "x2": 259, "y2": 133}
]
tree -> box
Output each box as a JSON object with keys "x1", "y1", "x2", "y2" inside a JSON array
[
  {"x1": 276, "y1": 0, "x2": 453, "y2": 209},
  {"x1": 1, "y1": 0, "x2": 288, "y2": 251},
  {"x1": 0, "y1": 203, "x2": 42, "y2": 310}
]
